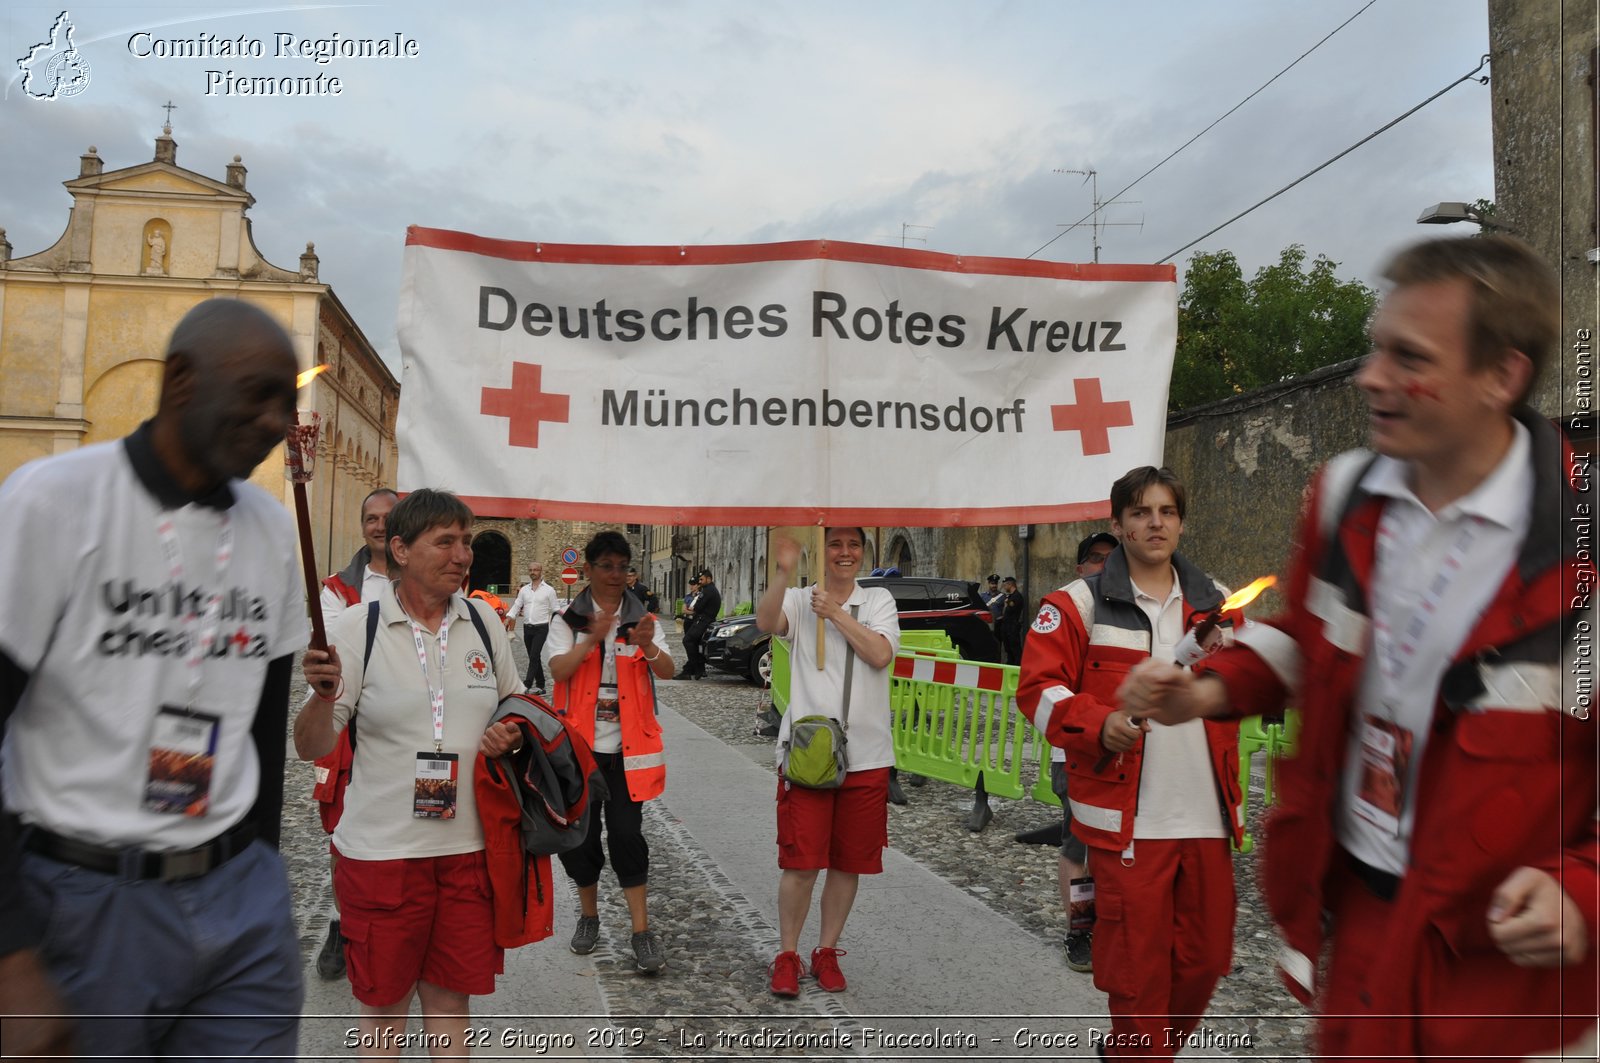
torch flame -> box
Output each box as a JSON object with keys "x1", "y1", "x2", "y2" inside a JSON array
[
  {"x1": 296, "y1": 363, "x2": 330, "y2": 389},
  {"x1": 1220, "y1": 575, "x2": 1277, "y2": 613}
]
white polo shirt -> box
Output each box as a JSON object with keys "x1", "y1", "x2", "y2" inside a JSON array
[
  {"x1": 1130, "y1": 574, "x2": 1226, "y2": 840},
  {"x1": 327, "y1": 582, "x2": 524, "y2": 860},
  {"x1": 775, "y1": 585, "x2": 901, "y2": 772}
]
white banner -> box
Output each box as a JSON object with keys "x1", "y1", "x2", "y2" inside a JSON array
[{"x1": 397, "y1": 228, "x2": 1176, "y2": 526}]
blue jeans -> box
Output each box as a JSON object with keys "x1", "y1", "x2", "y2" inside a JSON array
[{"x1": 21, "y1": 838, "x2": 303, "y2": 1061}]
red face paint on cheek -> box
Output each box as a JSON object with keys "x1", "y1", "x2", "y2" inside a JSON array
[{"x1": 1403, "y1": 381, "x2": 1441, "y2": 402}]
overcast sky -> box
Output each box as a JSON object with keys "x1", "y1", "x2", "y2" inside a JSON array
[{"x1": 3, "y1": 1, "x2": 1498, "y2": 367}]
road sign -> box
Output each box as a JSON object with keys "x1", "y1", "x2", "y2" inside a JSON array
[
  {"x1": 560, "y1": 566, "x2": 580, "y2": 585},
  {"x1": 561, "y1": 548, "x2": 579, "y2": 565}
]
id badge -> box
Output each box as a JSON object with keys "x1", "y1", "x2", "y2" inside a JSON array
[
  {"x1": 1068, "y1": 876, "x2": 1096, "y2": 933},
  {"x1": 596, "y1": 683, "x2": 620, "y2": 724},
  {"x1": 1352, "y1": 714, "x2": 1413, "y2": 837},
  {"x1": 414, "y1": 752, "x2": 459, "y2": 819},
  {"x1": 144, "y1": 706, "x2": 220, "y2": 816}
]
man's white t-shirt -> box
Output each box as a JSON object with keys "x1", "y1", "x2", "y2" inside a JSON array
[
  {"x1": 0, "y1": 442, "x2": 306, "y2": 849},
  {"x1": 775, "y1": 584, "x2": 901, "y2": 772}
]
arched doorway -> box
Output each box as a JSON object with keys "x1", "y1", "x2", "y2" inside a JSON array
[
  {"x1": 469, "y1": 530, "x2": 512, "y2": 595},
  {"x1": 886, "y1": 533, "x2": 914, "y2": 574}
]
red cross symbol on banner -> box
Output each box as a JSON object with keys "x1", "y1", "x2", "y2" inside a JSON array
[
  {"x1": 1050, "y1": 378, "x2": 1134, "y2": 456},
  {"x1": 481, "y1": 362, "x2": 570, "y2": 449}
]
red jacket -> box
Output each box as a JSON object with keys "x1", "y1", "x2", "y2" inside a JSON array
[
  {"x1": 311, "y1": 561, "x2": 364, "y2": 832},
  {"x1": 1018, "y1": 548, "x2": 1244, "y2": 851},
  {"x1": 552, "y1": 591, "x2": 665, "y2": 802},
  {"x1": 1198, "y1": 411, "x2": 1599, "y2": 1059},
  {"x1": 474, "y1": 715, "x2": 555, "y2": 949}
]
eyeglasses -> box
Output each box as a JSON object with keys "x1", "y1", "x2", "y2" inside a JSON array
[{"x1": 590, "y1": 562, "x2": 628, "y2": 574}]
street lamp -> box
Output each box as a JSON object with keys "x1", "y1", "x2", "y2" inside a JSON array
[{"x1": 1416, "y1": 201, "x2": 1514, "y2": 233}]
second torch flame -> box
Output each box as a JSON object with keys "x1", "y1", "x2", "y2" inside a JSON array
[
  {"x1": 296, "y1": 363, "x2": 331, "y2": 389},
  {"x1": 1219, "y1": 574, "x2": 1277, "y2": 614}
]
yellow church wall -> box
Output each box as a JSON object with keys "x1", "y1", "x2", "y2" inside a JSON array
[
  {"x1": 0, "y1": 284, "x2": 67, "y2": 417},
  {"x1": 83, "y1": 358, "x2": 162, "y2": 446},
  {"x1": 0, "y1": 435, "x2": 55, "y2": 473}
]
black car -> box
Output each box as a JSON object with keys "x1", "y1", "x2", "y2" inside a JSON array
[
  {"x1": 858, "y1": 576, "x2": 1003, "y2": 664},
  {"x1": 701, "y1": 613, "x2": 774, "y2": 685},
  {"x1": 701, "y1": 576, "x2": 1002, "y2": 685}
]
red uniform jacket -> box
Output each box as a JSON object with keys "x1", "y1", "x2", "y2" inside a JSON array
[
  {"x1": 475, "y1": 716, "x2": 555, "y2": 949},
  {"x1": 1018, "y1": 548, "x2": 1244, "y2": 852},
  {"x1": 1198, "y1": 410, "x2": 1599, "y2": 1059}
]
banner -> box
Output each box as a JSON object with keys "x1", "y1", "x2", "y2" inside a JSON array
[{"x1": 397, "y1": 228, "x2": 1176, "y2": 526}]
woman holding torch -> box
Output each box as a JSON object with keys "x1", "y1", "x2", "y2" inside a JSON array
[{"x1": 295, "y1": 489, "x2": 523, "y2": 1059}]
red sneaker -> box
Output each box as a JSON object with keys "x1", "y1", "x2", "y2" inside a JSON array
[
  {"x1": 769, "y1": 950, "x2": 804, "y2": 997},
  {"x1": 810, "y1": 946, "x2": 848, "y2": 992}
]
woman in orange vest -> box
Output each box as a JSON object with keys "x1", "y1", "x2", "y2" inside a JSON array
[{"x1": 546, "y1": 531, "x2": 676, "y2": 973}]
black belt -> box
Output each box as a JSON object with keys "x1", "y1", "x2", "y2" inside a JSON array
[
  {"x1": 25, "y1": 820, "x2": 256, "y2": 882},
  {"x1": 1346, "y1": 850, "x2": 1401, "y2": 902}
]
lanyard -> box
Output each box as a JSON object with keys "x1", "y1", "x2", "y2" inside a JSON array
[
  {"x1": 408, "y1": 615, "x2": 449, "y2": 752},
  {"x1": 1371, "y1": 511, "x2": 1483, "y2": 697},
  {"x1": 155, "y1": 510, "x2": 233, "y2": 708}
]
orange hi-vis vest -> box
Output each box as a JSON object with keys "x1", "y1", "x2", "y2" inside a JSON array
[{"x1": 552, "y1": 593, "x2": 665, "y2": 802}]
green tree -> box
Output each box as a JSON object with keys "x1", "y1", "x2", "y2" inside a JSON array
[{"x1": 1170, "y1": 244, "x2": 1376, "y2": 410}]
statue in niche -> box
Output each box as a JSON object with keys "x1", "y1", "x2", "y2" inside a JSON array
[{"x1": 145, "y1": 230, "x2": 166, "y2": 275}]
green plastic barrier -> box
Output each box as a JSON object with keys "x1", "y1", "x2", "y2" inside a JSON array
[
  {"x1": 890, "y1": 654, "x2": 1027, "y2": 800},
  {"x1": 898, "y1": 629, "x2": 955, "y2": 652}
]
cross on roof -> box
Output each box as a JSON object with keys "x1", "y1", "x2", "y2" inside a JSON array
[{"x1": 161, "y1": 100, "x2": 177, "y2": 125}]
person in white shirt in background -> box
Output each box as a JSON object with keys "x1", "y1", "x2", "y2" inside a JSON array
[{"x1": 506, "y1": 562, "x2": 560, "y2": 695}]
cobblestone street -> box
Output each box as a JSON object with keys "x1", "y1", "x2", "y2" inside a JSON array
[{"x1": 283, "y1": 628, "x2": 1312, "y2": 1060}]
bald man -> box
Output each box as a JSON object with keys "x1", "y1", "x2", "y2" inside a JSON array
[{"x1": 0, "y1": 299, "x2": 308, "y2": 1059}]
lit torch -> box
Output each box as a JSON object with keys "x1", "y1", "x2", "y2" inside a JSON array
[
  {"x1": 286, "y1": 365, "x2": 331, "y2": 650},
  {"x1": 1172, "y1": 575, "x2": 1277, "y2": 666},
  {"x1": 1094, "y1": 574, "x2": 1277, "y2": 772}
]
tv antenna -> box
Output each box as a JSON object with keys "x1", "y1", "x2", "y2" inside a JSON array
[
  {"x1": 1053, "y1": 168, "x2": 1142, "y2": 263},
  {"x1": 875, "y1": 222, "x2": 932, "y2": 248}
]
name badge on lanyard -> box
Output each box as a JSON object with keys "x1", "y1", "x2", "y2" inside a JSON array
[
  {"x1": 408, "y1": 615, "x2": 457, "y2": 818},
  {"x1": 414, "y1": 752, "x2": 459, "y2": 818},
  {"x1": 143, "y1": 511, "x2": 232, "y2": 816},
  {"x1": 144, "y1": 706, "x2": 220, "y2": 816}
]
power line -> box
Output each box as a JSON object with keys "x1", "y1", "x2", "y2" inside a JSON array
[
  {"x1": 1025, "y1": 0, "x2": 1377, "y2": 260},
  {"x1": 1156, "y1": 54, "x2": 1491, "y2": 263}
]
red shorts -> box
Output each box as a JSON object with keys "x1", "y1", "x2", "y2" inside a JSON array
[
  {"x1": 776, "y1": 767, "x2": 890, "y2": 873},
  {"x1": 332, "y1": 848, "x2": 505, "y2": 1007}
]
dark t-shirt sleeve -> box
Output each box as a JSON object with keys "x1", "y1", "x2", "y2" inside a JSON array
[
  {"x1": 248, "y1": 654, "x2": 294, "y2": 849},
  {"x1": 0, "y1": 648, "x2": 39, "y2": 956}
]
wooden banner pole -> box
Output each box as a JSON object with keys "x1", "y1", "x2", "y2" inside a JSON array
[{"x1": 815, "y1": 524, "x2": 827, "y2": 670}]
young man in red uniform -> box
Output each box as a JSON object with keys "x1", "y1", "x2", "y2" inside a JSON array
[
  {"x1": 1019, "y1": 467, "x2": 1242, "y2": 1057},
  {"x1": 1120, "y1": 235, "x2": 1597, "y2": 1060}
]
